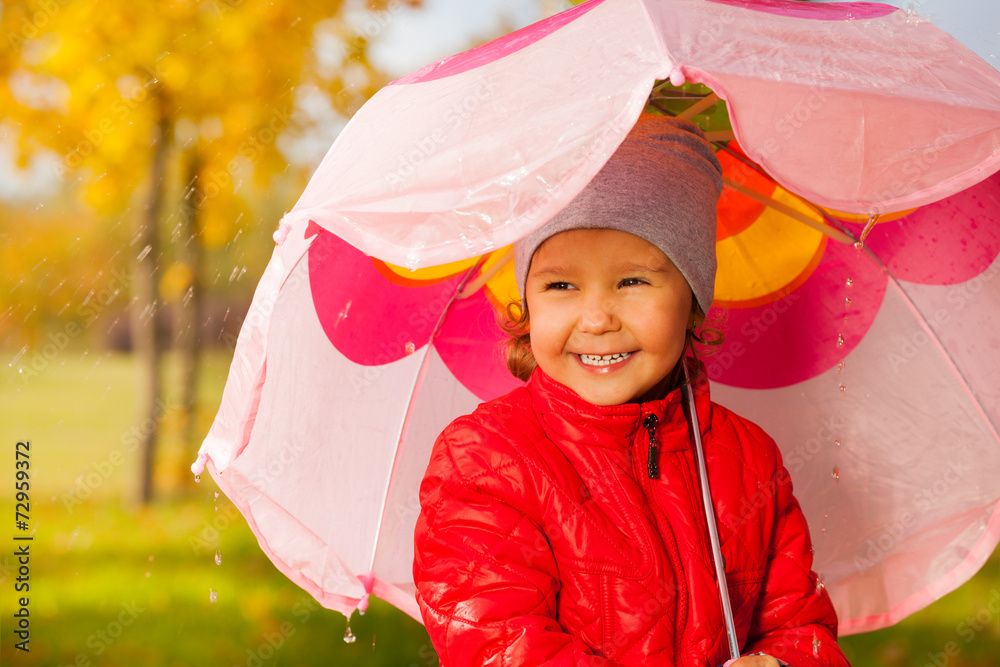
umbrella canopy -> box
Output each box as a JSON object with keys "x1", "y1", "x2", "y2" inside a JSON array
[{"x1": 194, "y1": 0, "x2": 1000, "y2": 635}]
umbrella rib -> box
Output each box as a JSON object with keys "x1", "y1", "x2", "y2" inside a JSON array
[
  {"x1": 877, "y1": 254, "x2": 1000, "y2": 446},
  {"x1": 646, "y1": 102, "x2": 851, "y2": 244},
  {"x1": 721, "y1": 176, "x2": 853, "y2": 244},
  {"x1": 676, "y1": 93, "x2": 719, "y2": 121},
  {"x1": 457, "y1": 248, "x2": 513, "y2": 299},
  {"x1": 366, "y1": 257, "x2": 488, "y2": 578}
]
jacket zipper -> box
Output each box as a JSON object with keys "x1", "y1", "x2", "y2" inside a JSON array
[{"x1": 644, "y1": 414, "x2": 659, "y2": 479}]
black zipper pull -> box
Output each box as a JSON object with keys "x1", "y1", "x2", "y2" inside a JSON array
[{"x1": 644, "y1": 414, "x2": 659, "y2": 479}]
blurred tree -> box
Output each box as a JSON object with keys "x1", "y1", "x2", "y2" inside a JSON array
[{"x1": 1, "y1": 0, "x2": 411, "y2": 503}]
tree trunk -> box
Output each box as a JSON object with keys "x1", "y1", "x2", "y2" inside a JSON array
[
  {"x1": 178, "y1": 150, "x2": 203, "y2": 484},
  {"x1": 133, "y1": 115, "x2": 171, "y2": 505}
]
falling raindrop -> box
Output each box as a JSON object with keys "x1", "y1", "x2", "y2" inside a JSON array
[
  {"x1": 195, "y1": 475, "x2": 201, "y2": 483},
  {"x1": 839, "y1": 384, "x2": 847, "y2": 395},
  {"x1": 343, "y1": 619, "x2": 356, "y2": 644},
  {"x1": 832, "y1": 466, "x2": 840, "y2": 481},
  {"x1": 837, "y1": 361, "x2": 846, "y2": 374},
  {"x1": 844, "y1": 297, "x2": 852, "y2": 307},
  {"x1": 215, "y1": 550, "x2": 222, "y2": 566},
  {"x1": 145, "y1": 571, "x2": 151, "y2": 578},
  {"x1": 137, "y1": 244, "x2": 152, "y2": 261},
  {"x1": 8, "y1": 345, "x2": 28, "y2": 367},
  {"x1": 209, "y1": 589, "x2": 218, "y2": 603},
  {"x1": 815, "y1": 577, "x2": 826, "y2": 593},
  {"x1": 836, "y1": 334, "x2": 845, "y2": 348},
  {"x1": 834, "y1": 439, "x2": 842, "y2": 447},
  {"x1": 812, "y1": 633, "x2": 821, "y2": 656}
]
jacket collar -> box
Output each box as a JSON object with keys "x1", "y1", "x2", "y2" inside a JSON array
[{"x1": 526, "y1": 358, "x2": 713, "y2": 452}]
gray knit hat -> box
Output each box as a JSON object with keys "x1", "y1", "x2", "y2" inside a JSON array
[{"x1": 514, "y1": 114, "x2": 722, "y2": 314}]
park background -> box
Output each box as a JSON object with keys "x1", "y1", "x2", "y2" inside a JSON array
[{"x1": 1, "y1": 0, "x2": 997, "y2": 665}]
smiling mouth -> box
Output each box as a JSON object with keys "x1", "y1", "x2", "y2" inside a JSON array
[{"x1": 578, "y1": 352, "x2": 633, "y2": 367}]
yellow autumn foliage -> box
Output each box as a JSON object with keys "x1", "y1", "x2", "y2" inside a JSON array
[{"x1": 1, "y1": 0, "x2": 406, "y2": 347}]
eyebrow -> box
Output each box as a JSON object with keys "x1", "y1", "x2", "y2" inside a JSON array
[
  {"x1": 530, "y1": 263, "x2": 668, "y2": 280},
  {"x1": 611, "y1": 262, "x2": 668, "y2": 273}
]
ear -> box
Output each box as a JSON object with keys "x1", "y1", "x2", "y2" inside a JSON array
[{"x1": 687, "y1": 300, "x2": 703, "y2": 330}]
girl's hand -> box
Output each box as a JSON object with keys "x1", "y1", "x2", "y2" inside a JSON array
[{"x1": 723, "y1": 653, "x2": 782, "y2": 667}]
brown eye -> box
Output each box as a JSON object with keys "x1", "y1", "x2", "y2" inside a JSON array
[{"x1": 619, "y1": 278, "x2": 648, "y2": 288}]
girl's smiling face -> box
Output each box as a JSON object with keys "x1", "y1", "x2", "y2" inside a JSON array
[{"x1": 525, "y1": 228, "x2": 694, "y2": 406}]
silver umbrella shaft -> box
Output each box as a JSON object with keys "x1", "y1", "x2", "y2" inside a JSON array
[{"x1": 684, "y1": 372, "x2": 740, "y2": 662}]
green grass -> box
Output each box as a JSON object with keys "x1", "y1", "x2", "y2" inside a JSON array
[{"x1": 1, "y1": 350, "x2": 997, "y2": 666}]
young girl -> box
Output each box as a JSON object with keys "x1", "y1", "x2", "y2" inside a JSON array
[{"x1": 413, "y1": 114, "x2": 849, "y2": 667}]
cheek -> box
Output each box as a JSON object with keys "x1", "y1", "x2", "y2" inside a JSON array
[
  {"x1": 635, "y1": 306, "x2": 690, "y2": 353},
  {"x1": 527, "y1": 321, "x2": 561, "y2": 359}
]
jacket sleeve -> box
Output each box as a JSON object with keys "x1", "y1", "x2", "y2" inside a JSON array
[
  {"x1": 413, "y1": 422, "x2": 609, "y2": 667},
  {"x1": 742, "y1": 442, "x2": 851, "y2": 667}
]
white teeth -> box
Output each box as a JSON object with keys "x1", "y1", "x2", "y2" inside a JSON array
[{"x1": 579, "y1": 352, "x2": 633, "y2": 367}]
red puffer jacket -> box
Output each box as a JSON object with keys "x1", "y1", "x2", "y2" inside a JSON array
[{"x1": 414, "y1": 367, "x2": 849, "y2": 667}]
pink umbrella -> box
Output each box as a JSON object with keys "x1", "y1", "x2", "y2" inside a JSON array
[{"x1": 193, "y1": 0, "x2": 1000, "y2": 639}]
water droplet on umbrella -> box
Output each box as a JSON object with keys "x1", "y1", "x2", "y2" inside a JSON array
[
  {"x1": 832, "y1": 466, "x2": 840, "y2": 481},
  {"x1": 853, "y1": 241, "x2": 863, "y2": 252},
  {"x1": 835, "y1": 439, "x2": 841, "y2": 447},
  {"x1": 839, "y1": 384, "x2": 847, "y2": 395},
  {"x1": 405, "y1": 341, "x2": 415, "y2": 355},
  {"x1": 845, "y1": 277, "x2": 854, "y2": 287},
  {"x1": 836, "y1": 334, "x2": 845, "y2": 348},
  {"x1": 837, "y1": 361, "x2": 846, "y2": 373},
  {"x1": 812, "y1": 633, "x2": 821, "y2": 656},
  {"x1": 844, "y1": 297, "x2": 852, "y2": 307},
  {"x1": 859, "y1": 213, "x2": 880, "y2": 246},
  {"x1": 137, "y1": 244, "x2": 152, "y2": 261},
  {"x1": 215, "y1": 549, "x2": 222, "y2": 566},
  {"x1": 209, "y1": 589, "x2": 218, "y2": 603},
  {"x1": 343, "y1": 620, "x2": 356, "y2": 644}
]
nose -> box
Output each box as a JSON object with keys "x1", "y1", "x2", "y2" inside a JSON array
[{"x1": 578, "y1": 292, "x2": 620, "y2": 334}]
